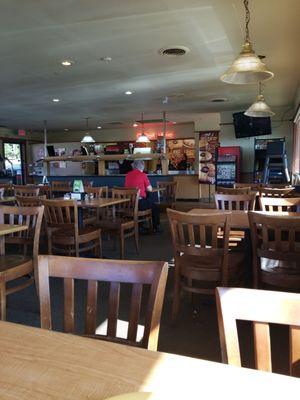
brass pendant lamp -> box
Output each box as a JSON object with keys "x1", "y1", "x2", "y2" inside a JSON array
[
  {"x1": 220, "y1": 0, "x2": 274, "y2": 85},
  {"x1": 136, "y1": 112, "x2": 150, "y2": 143},
  {"x1": 244, "y1": 82, "x2": 275, "y2": 117},
  {"x1": 81, "y1": 117, "x2": 95, "y2": 143}
]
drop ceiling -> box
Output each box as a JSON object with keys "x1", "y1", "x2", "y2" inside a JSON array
[{"x1": 0, "y1": 0, "x2": 299, "y2": 130}]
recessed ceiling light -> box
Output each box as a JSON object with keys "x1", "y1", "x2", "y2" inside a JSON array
[
  {"x1": 61, "y1": 60, "x2": 74, "y2": 66},
  {"x1": 133, "y1": 123, "x2": 138, "y2": 127},
  {"x1": 64, "y1": 128, "x2": 69, "y2": 131},
  {"x1": 52, "y1": 98, "x2": 60, "y2": 102},
  {"x1": 172, "y1": 121, "x2": 177, "y2": 124},
  {"x1": 100, "y1": 57, "x2": 112, "y2": 62},
  {"x1": 125, "y1": 91, "x2": 133, "y2": 95},
  {"x1": 97, "y1": 126, "x2": 102, "y2": 129}
]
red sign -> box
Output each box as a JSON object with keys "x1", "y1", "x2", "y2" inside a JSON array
[{"x1": 18, "y1": 129, "x2": 26, "y2": 136}]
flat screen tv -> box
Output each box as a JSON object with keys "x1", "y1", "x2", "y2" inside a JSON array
[{"x1": 233, "y1": 112, "x2": 271, "y2": 138}]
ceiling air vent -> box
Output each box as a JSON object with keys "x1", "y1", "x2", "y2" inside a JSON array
[
  {"x1": 211, "y1": 98, "x2": 228, "y2": 103},
  {"x1": 159, "y1": 46, "x2": 190, "y2": 57}
]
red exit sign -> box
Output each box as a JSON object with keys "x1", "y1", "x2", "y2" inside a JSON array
[{"x1": 18, "y1": 129, "x2": 26, "y2": 136}]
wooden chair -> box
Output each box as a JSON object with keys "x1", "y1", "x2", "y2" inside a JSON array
[
  {"x1": 95, "y1": 188, "x2": 139, "y2": 259},
  {"x1": 14, "y1": 185, "x2": 40, "y2": 197},
  {"x1": 156, "y1": 181, "x2": 177, "y2": 210},
  {"x1": 259, "y1": 187, "x2": 296, "y2": 197},
  {"x1": 51, "y1": 181, "x2": 72, "y2": 197},
  {"x1": 216, "y1": 187, "x2": 252, "y2": 195},
  {"x1": 0, "y1": 183, "x2": 14, "y2": 196},
  {"x1": 216, "y1": 287, "x2": 300, "y2": 377},
  {"x1": 114, "y1": 186, "x2": 153, "y2": 232},
  {"x1": 249, "y1": 211, "x2": 300, "y2": 290},
  {"x1": 259, "y1": 197, "x2": 300, "y2": 212},
  {"x1": 215, "y1": 193, "x2": 256, "y2": 211},
  {"x1": 38, "y1": 185, "x2": 52, "y2": 198},
  {"x1": 234, "y1": 183, "x2": 262, "y2": 191},
  {"x1": 42, "y1": 199, "x2": 101, "y2": 257},
  {"x1": 0, "y1": 205, "x2": 44, "y2": 320},
  {"x1": 38, "y1": 255, "x2": 168, "y2": 351},
  {"x1": 16, "y1": 195, "x2": 46, "y2": 207},
  {"x1": 84, "y1": 186, "x2": 108, "y2": 199},
  {"x1": 167, "y1": 208, "x2": 245, "y2": 321}
]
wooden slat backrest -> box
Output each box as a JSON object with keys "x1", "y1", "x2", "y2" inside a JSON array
[
  {"x1": 259, "y1": 188, "x2": 296, "y2": 198},
  {"x1": 51, "y1": 181, "x2": 72, "y2": 191},
  {"x1": 84, "y1": 186, "x2": 108, "y2": 199},
  {"x1": 112, "y1": 188, "x2": 139, "y2": 220},
  {"x1": 0, "y1": 205, "x2": 44, "y2": 260},
  {"x1": 38, "y1": 255, "x2": 168, "y2": 350},
  {"x1": 14, "y1": 185, "x2": 40, "y2": 197},
  {"x1": 234, "y1": 183, "x2": 263, "y2": 191},
  {"x1": 157, "y1": 181, "x2": 177, "y2": 202},
  {"x1": 215, "y1": 193, "x2": 256, "y2": 211},
  {"x1": 259, "y1": 197, "x2": 300, "y2": 212},
  {"x1": 16, "y1": 195, "x2": 46, "y2": 207},
  {"x1": 42, "y1": 199, "x2": 77, "y2": 228},
  {"x1": 167, "y1": 208, "x2": 230, "y2": 283},
  {"x1": 216, "y1": 187, "x2": 251, "y2": 195},
  {"x1": 216, "y1": 287, "x2": 300, "y2": 377},
  {"x1": 248, "y1": 211, "x2": 300, "y2": 286},
  {"x1": 0, "y1": 183, "x2": 14, "y2": 196}
]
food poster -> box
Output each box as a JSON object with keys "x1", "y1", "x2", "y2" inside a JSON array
[
  {"x1": 167, "y1": 139, "x2": 195, "y2": 169},
  {"x1": 199, "y1": 131, "x2": 219, "y2": 184}
]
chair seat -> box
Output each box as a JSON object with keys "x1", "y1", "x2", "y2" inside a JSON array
[
  {"x1": 52, "y1": 226, "x2": 101, "y2": 245},
  {"x1": 0, "y1": 255, "x2": 32, "y2": 274},
  {"x1": 261, "y1": 258, "x2": 300, "y2": 275},
  {"x1": 96, "y1": 218, "x2": 135, "y2": 231},
  {"x1": 179, "y1": 252, "x2": 244, "y2": 282}
]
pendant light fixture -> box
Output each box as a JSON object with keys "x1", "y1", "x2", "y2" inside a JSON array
[
  {"x1": 220, "y1": 0, "x2": 274, "y2": 85},
  {"x1": 244, "y1": 82, "x2": 275, "y2": 117},
  {"x1": 81, "y1": 117, "x2": 95, "y2": 143},
  {"x1": 136, "y1": 112, "x2": 150, "y2": 143}
]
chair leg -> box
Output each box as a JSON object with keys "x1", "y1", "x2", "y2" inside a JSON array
[
  {"x1": 172, "y1": 274, "x2": 181, "y2": 323},
  {"x1": 120, "y1": 229, "x2": 125, "y2": 259},
  {"x1": 0, "y1": 279, "x2": 6, "y2": 321},
  {"x1": 134, "y1": 225, "x2": 139, "y2": 254}
]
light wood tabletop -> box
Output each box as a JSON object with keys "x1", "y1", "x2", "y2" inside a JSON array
[
  {"x1": 188, "y1": 209, "x2": 300, "y2": 229},
  {"x1": 77, "y1": 197, "x2": 130, "y2": 208},
  {"x1": 0, "y1": 223, "x2": 28, "y2": 255},
  {"x1": 0, "y1": 321, "x2": 298, "y2": 399}
]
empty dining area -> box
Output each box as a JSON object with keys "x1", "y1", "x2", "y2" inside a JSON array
[{"x1": 1, "y1": 0, "x2": 300, "y2": 398}]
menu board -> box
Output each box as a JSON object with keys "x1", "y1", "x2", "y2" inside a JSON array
[
  {"x1": 167, "y1": 139, "x2": 195, "y2": 169},
  {"x1": 198, "y1": 131, "x2": 219, "y2": 184}
]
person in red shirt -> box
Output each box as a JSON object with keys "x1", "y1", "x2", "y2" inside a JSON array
[{"x1": 125, "y1": 160, "x2": 161, "y2": 232}]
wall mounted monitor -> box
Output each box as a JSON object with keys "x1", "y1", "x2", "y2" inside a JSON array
[{"x1": 233, "y1": 112, "x2": 272, "y2": 138}]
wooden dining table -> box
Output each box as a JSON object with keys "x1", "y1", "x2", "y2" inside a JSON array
[
  {"x1": 188, "y1": 208, "x2": 300, "y2": 229},
  {"x1": 0, "y1": 321, "x2": 298, "y2": 399},
  {"x1": 0, "y1": 223, "x2": 28, "y2": 255}
]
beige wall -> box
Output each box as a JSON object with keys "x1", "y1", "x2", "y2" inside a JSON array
[{"x1": 219, "y1": 107, "x2": 294, "y2": 175}]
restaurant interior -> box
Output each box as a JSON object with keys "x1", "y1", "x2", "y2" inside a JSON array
[{"x1": 0, "y1": 0, "x2": 300, "y2": 398}]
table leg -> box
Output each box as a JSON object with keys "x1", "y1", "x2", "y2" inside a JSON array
[{"x1": 78, "y1": 208, "x2": 84, "y2": 228}]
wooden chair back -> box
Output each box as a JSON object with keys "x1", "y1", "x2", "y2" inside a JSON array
[
  {"x1": 157, "y1": 181, "x2": 177, "y2": 203},
  {"x1": 42, "y1": 199, "x2": 78, "y2": 230},
  {"x1": 167, "y1": 208, "x2": 231, "y2": 284},
  {"x1": 216, "y1": 186, "x2": 251, "y2": 195},
  {"x1": 215, "y1": 193, "x2": 256, "y2": 211},
  {"x1": 16, "y1": 195, "x2": 46, "y2": 207},
  {"x1": 216, "y1": 287, "x2": 300, "y2": 377},
  {"x1": 51, "y1": 181, "x2": 72, "y2": 192},
  {"x1": 248, "y1": 211, "x2": 300, "y2": 288},
  {"x1": 0, "y1": 183, "x2": 14, "y2": 196},
  {"x1": 259, "y1": 196, "x2": 300, "y2": 212},
  {"x1": 0, "y1": 205, "x2": 44, "y2": 260},
  {"x1": 234, "y1": 183, "x2": 262, "y2": 191},
  {"x1": 38, "y1": 185, "x2": 52, "y2": 198},
  {"x1": 83, "y1": 180, "x2": 93, "y2": 188},
  {"x1": 112, "y1": 188, "x2": 139, "y2": 221},
  {"x1": 85, "y1": 186, "x2": 108, "y2": 199},
  {"x1": 38, "y1": 255, "x2": 168, "y2": 351},
  {"x1": 14, "y1": 185, "x2": 40, "y2": 197},
  {"x1": 259, "y1": 187, "x2": 296, "y2": 198}
]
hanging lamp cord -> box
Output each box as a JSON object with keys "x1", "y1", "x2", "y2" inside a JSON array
[{"x1": 244, "y1": 0, "x2": 250, "y2": 43}]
